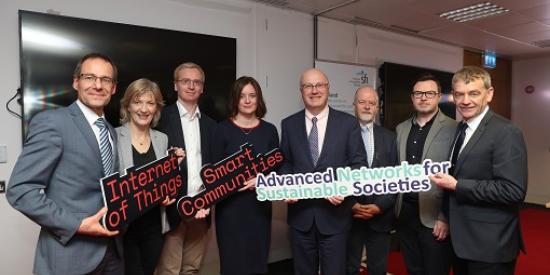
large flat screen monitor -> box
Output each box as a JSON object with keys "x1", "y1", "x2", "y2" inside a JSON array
[{"x1": 19, "y1": 10, "x2": 236, "y2": 137}]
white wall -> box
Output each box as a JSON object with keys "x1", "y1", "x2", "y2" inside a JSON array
[
  {"x1": 512, "y1": 57, "x2": 550, "y2": 205},
  {"x1": 0, "y1": 2, "x2": 470, "y2": 274},
  {"x1": 317, "y1": 17, "x2": 463, "y2": 73},
  {"x1": 0, "y1": 0, "x2": 312, "y2": 274}
]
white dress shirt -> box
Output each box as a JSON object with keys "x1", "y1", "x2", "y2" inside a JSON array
[
  {"x1": 460, "y1": 106, "x2": 490, "y2": 153},
  {"x1": 76, "y1": 99, "x2": 113, "y2": 148},
  {"x1": 176, "y1": 101, "x2": 204, "y2": 196}
]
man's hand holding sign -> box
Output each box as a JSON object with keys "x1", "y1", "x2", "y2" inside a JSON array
[
  {"x1": 255, "y1": 159, "x2": 452, "y2": 200},
  {"x1": 177, "y1": 143, "x2": 284, "y2": 218}
]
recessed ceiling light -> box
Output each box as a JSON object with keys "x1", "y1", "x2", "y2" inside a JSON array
[{"x1": 439, "y1": 2, "x2": 510, "y2": 23}]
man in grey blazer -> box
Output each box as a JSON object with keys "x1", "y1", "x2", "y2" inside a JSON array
[
  {"x1": 395, "y1": 74, "x2": 456, "y2": 275},
  {"x1": 431, "y1": 66, "x2": 527, "y2": 275},
  {"x1": 7, "y1": 53, "x2": 122, "y2": 275}
]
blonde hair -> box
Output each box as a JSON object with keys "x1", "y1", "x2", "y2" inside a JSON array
[
  {"x1": 119, "y1": 78, "x2": 164, "y2": 127},
  {"x1": 452, "y1": 66, "x2": 492, "y2": 89},
  {"x1": 173, "y1": 62, "x2": 205, "y2": 81}
]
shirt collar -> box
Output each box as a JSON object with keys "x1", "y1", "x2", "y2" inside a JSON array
[
  {"x1": 360, "y1": 121, "x2": 374, "y2": 132},
  {"x1": 305, "y1": 105, "x2": 329, "y2": 121},
  {"x1": 176, "y1": 100, "x2": 201, "y2": 119},
  {"x1": 464, "y1": 106, "x2": 489, "y2": 131},
  {"x1": 412, "y1": 109, "x2": 438, "y2": 127},
  {"x1": 76, "y1": 99, "x2": 104, "y2": 126}
]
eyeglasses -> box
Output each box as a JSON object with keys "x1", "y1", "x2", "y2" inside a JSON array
[
  {"x1": 79, "y1": 74, "x2": 115, "y2": 86},
  {"x1": 411, "y1": 91, "x2": 439, "y2": 99},
  {"x1": 177, "y1": 78, "x2": 204, "y2": 87},
  {"x1": 301, "y1": 82, "x2": 328, "y2": 91}
]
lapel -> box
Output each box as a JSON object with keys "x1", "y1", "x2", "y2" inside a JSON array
[
  {"x1": 422, "y1": 111, "x2": 444, "y2": 159},
  {"x1": 398, "y1": 118, "x2": 412, "y2": 162},
  {"x1": 169, "y1": 105, "x2": 186, "y2": 150},
  {"x1": 150, "y1": 129, "x2": 164, "y2": 158},
  {"x1": 454, "y1": 110, "x2": 494, "y2": 175},
  {"x1": 199, "y1": 115, "x2": 209, "y2": 164},
  {"x1": 296, "y1": 110, "x2": 314, "y2": 167},
  {"x1": 316, "y1": 108, "x2": 337, "y2": 167},
  {"x1": 372, "y1": 124, "x2": 383, "y2": 168},
  {"x1": 68, "y1": 102, "x2": 101, "y2": 160},
  {"x1": 118, "y1": 123, "x2": 133, "y2": 169}
]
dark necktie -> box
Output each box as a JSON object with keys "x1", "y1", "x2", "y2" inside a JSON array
[
  {"x1": 309, "y1": 117, "x2": 319, "y2": 166},
  {"x1": 95, "y1": 118, "x2": 114, "y2": 176},
  {"x1": 450, "y1": 121, "x2": 467, "y2": 174}
]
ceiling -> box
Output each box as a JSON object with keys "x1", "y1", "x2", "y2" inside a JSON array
[{"x1": 252, "y1": 0, "x2": 550, "y2": 59}]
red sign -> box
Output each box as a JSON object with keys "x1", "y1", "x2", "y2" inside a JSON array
[
  {"x1": 177, "y1": 143, "x2": 283, "y2": 218},
  {"x1": 100, "y1": 150, "x2": 183, "y2": 231}
]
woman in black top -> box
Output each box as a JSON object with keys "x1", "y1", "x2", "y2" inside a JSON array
[
  {"x1": 211, "y1": 76, "x2": 279, "y2": 275},
  {"x1": 115, "y1": 78, "x2": 183, "y2": 275}
]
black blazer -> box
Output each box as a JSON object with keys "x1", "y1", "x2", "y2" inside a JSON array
[
  {"x1": 448, "y1": 110, "x2": 527, "y2": 263},
  {"x1": 350, "y1": 124, "x2": 398, "y2": 233},
  {"x1": 156, "y1": 103, "x2": 216, "y2": 229},
  {"x1": 280, "y1": 108, "x2": 367, "y2": 235}
]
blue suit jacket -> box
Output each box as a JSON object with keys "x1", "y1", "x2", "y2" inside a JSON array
[
  {"x1": 7, "y1": 102, "x2": 121, "y2": 275},
  {"x1": 280, "y1": 107, "x2": 367, "y2": 235}
]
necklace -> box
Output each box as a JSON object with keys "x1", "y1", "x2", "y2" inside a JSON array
[
  {"x1": 134, "y1": 135, "x2": 149, "y2": 146},
  {"x1": 241, "y1": 127, "x2": 253, "y2": 135},
  {"x1": 232, "y1": 117, "x2": 259, "y2": 135}
]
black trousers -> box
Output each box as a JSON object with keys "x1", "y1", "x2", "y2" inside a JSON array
[
  {"x1": 346, "y1": 221, "x2": 391, "y2": 275},
  {"x1": 452, "y1": 255, "x2": 517, "y2": 275},
  {"x1": 88, "y1": 239, "x2": 124, "y2": 275},
  {"x1": 397, "y1": 200, "x2": 451, "y2": 275},
  {"x1": 123, "y1": 228, "x2": 164, "y2": 275},
  {"x1": 291, "y1": 223, "x2": 348, "y2": 275}
]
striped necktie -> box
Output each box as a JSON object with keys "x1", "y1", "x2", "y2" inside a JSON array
[
  {"x1": 95, "y1": 118, "x2": 113, "y2": 176},
  {"x1": 309, "y1": 117, "x2": 319, "y2": 166},
  {"x1": 362, "y1": 126, "x2": 374, "y2": 167}
]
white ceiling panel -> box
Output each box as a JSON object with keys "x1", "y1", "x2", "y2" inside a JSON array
[{"x1": 250, "y1": 0, "x2": 550, "y2": 58}]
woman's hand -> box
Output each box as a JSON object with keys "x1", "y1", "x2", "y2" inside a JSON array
[
  {"x1": 238, "y1": 178, "x2": 256, "y2": 192},
  {"x1": 170, "y1": 147, "x2": 186, "y2": 165},
  {"x1": 160, "y1": 196, "x2": 176, "y2": 206}
]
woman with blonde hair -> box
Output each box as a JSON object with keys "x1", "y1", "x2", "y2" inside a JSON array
[{"x1": 116, "y1": 78, "x2": 183, "y2": 275}]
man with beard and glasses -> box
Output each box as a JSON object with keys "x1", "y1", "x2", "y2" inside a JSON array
[{"x1": 395, "y1": 73, "x2": 456, "y2": 275}]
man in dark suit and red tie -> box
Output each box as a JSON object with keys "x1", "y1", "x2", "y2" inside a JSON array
[
  {"x1": 280, "y1": 68, "x2": 367, "y2": 275},
  {"x1": 430, "y1": 66, "x2": 527, "y2": 275}
]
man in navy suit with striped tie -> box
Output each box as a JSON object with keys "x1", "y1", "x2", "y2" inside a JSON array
[{"x1": 280, "y1": 68, "x2": 367, "y2": 275}]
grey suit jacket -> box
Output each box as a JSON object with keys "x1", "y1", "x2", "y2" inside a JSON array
[
  {"x1": 116, "y1": 123, "x2": 170, "y2": 233},
  {"x1": 7, "y1": 102, "x2": 120, "y2": 275},
  {"x1": 395, "y1": 110, "x2": 457, "y2": 228},
  {"x1": 449, "y1": 110, "x2": 527, "y2": 262}
]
